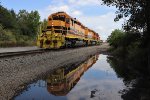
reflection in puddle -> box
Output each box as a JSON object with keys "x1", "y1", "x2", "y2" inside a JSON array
[
  {"x1": 15, "y1": 54, "x2": 125, "y2": 100},
  {"x1": 107, "y1": 56, "x2": 150, "y2": 100},
  {"x1": 46, "y1": 55, "x2": 98, "y2": 96}
]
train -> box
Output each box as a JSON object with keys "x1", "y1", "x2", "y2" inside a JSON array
[{"x1": 37, "y1": 11, "x2": 100, "y2": 49}]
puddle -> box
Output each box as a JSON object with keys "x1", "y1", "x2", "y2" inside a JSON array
[{"x1": 15, "y1": 54, "x2": 125, "y2": 100}]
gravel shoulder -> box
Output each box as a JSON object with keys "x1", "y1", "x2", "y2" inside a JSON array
[{"x1": 0, "y1": 43, "x2": 109, "y2": 100}]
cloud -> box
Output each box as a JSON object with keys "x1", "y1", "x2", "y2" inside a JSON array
[
  {"x1": 72, "y1": 10, "x2": 83, "y2": 16},
  {"x1": 66, "y1": 78, "x2": 124, "y2": 100},
  {"x1": 68, "y1": 0, "x2": 101, "y2": 6},
  {"x1": 78, "y1": 12, "x2": 124, "y2": 40},
  {"x1": 39, "y1": 5, "x2": 69, "y2": 19},
  {"x1": 46, "y1": 5, "x2": 69, "y2": 12},
  {"x1": 39, "y1": 4, "x2": 82, "y2": 20}
]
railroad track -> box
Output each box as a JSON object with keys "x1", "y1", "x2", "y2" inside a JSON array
[
  {"x1": 0, "y1": 49, "x2": 46, "y2": 58},
  {"x1": 0, "y1": 45, "x2": 100, "y2": 58},
  {"x1": 0, "y1": 47, "x2": 75, "y2": 58}
]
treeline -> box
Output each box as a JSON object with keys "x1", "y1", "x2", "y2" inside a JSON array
[
  {"x1": 107, "y1": 29, "x2": 147, "y2": 73},
  {"x1": 0, "y1": 4, "x2": 41, "y2": 47},
  {"x1": 102, "y1": 0, "x2": 149, "y2": 74}
]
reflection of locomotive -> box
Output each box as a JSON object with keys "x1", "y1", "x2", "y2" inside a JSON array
[
  {"x1": 46, "y1": 55, "x2": 99, "y2": 96},
  {"x1": 37, "y1": 12, "x2": 100, "y2": 49}
]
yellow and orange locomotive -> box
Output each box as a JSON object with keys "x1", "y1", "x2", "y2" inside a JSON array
[{"x1": 37, "y1": 12, "x2": 100, "y2": 49}]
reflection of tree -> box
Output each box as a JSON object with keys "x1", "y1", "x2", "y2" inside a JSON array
[
  {"x1": 107, "y1": 56, "x2": 136, "y2": 83},
  {"x1": 121, "y1": 78, "x2": 150, "y2": 100},
  {"x1": 107, "y1": 56, "x2": 150, "y2": 100}
]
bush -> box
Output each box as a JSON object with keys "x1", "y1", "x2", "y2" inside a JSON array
[
  {"x1": 0, "y1": 24, "x2": 35, "y2": 47},
  {"x1": 111, "y1": 47, "x2": 127, "y2": 57},
  {"x1": 0, "y1": 4, "x2": 40, "y2": 47}
]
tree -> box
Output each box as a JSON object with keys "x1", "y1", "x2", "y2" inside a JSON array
[
  {"x1": 0, "y1": 5, "x2": 17, "y2": 29},
  {"x1": 101, "y1": 0, "x2": 149, "y2": 45},
  {"x1": 28, "y1": 11, "x2": 40, "y2": 37},
  {"x1": 0, "y1": 24, "x2": 16, "y2": 42},
  {"x1": 17, "y1": 10, "x2": 40, "y2": 38},
  {"x1": 107, "y1": 29, "x2": 125, "y2": 48},
  {"x1": 0, "y1": 3, "x2": 41, "y2": 46},
  {"x1": 41, "y1": 19, "x2": 47, "y2": 31},
  {"x1": 101, "y1": 0, "x2": 147, "y2": 29},
  {"x1": 102, "y1": 0, "x2": 149, "y2": 67}
]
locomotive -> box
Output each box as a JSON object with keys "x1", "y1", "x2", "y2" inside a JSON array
[{"x1": 37, "y1": 12, "x2": 100, "y2": 49}]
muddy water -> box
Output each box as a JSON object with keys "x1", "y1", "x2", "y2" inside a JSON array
[{"x1": 14, "y1": 54, "x2": 126, "y2": 100}]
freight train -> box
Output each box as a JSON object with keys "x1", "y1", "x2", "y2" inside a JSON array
[{"x1": 37, "y1": 12, "x2": 100, "y2": 49}]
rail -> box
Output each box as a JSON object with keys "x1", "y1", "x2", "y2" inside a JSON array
[
  {"x1": 0, "y1": 49, "x2": 45, "y2": 58},
  {"x1": 0, "y1": 45, "x2": 101, "y2": 58}
]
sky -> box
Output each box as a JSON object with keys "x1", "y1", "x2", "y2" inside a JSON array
[{"x1": 1, "y1": 0, "x2": 124, "y2": 40}]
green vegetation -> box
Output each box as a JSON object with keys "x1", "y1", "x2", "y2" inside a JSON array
[
  {"x1": 102, "y1": 0, "x2": 149, "y2": 69},
  {"x1": 41, "y1": 19, "x2": 48, "y2": 31},
  {"x1": 107, "y1": 29, "x2": 142, "y2": 57},
  {"x1": 0, "y1": 4, "x2": 40, "y2": 47},
  {"x1": 103, "y1": 0, "x2": 149, "y2": 98},
  {"x1": 107, "y1": 29, "x2": 147, "y2": 75}
]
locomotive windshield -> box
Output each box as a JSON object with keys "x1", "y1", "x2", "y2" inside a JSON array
[
  {"x1": 66, "y1": 18, "x2": 70, "y2": 23},
  {"x1": 52, "y1": 15, "x2": 65, "y2": 21}
]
